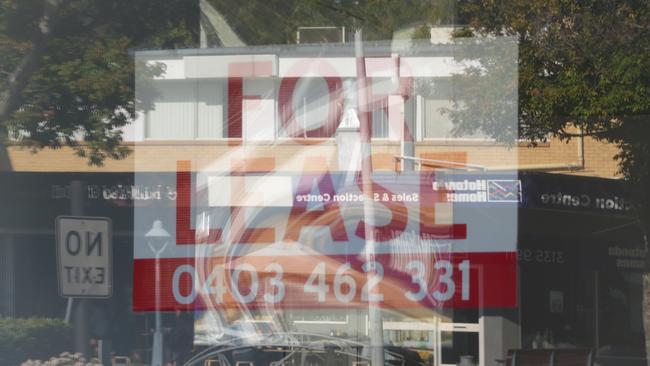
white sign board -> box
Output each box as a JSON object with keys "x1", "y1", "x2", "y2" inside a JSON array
[{"x1": 56, "y1": 216, "x2": 112, "y2": 298}]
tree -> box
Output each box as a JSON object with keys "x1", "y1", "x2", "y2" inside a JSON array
[
  {"x1": 455, "y1": 0, "x2": 650, "y2": 360},
  {"x1": 452, "y1": 1, "x2": 650, "y2": 217},
  {"x1": 0, "y1": 0, "x2": 198, "y2": 165}
]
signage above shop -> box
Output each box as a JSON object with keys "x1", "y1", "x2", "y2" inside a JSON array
[{"x1": 520, "y1": 172, "x2": 634, "y2": 216}]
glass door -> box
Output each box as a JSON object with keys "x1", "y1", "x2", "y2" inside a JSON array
[{"x1": 438, "y1": 321, "x2": 481, "y2": 366}]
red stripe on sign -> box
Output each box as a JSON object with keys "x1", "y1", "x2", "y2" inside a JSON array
[{"x1": 132, "y1": 252, "x2": 517, "y2": 312}]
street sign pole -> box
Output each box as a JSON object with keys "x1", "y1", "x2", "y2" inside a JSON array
[
  {"x1": 145, "y1": 220, "x2": 171, "y2": 366},
  {"x1": 57, "y1": 181, "x2": 113, "y2": 359},
  {"x1": 70, "y1": 180, "x2": 89, "y2": 358}
]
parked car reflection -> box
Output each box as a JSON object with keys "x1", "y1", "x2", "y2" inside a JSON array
[{"x1": 186, "y1": 333, "x2": 426, "y2": 366}]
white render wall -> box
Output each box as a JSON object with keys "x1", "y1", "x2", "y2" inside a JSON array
[{"x1": 128, "y1": 52, "x2": 469, "y2": 143}]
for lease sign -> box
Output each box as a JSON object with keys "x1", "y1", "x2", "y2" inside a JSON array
[{"x1": 133, "y1": 40, "x2": 519, "y2": 312}]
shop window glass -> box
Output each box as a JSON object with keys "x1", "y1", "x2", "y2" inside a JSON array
[{"x1": 146, "y1": 80, "x2": 225, "y2": 139}]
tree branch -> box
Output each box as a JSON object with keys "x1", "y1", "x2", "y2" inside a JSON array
[
  {"x1": 557, "y1": 126, "x2": 609, "y2": 138},
  {"x1": 0, "y1": 0, "x2": 63, "y2": 127}
]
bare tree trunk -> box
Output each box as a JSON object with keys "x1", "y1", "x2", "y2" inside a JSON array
[{"x1": 0, "y1": 0, "x2": 62, "y2": 124}]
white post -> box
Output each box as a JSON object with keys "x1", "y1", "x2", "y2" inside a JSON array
[
  {"x1": 64, "y1": 298, "x2": 73, "y2": 323},
  {"x1": 146, "y1": 220, "x2": 170, "y2": 366},
  {"x1": 151, "y1": 249, "x2": 164, "y2": 366},
  {"x1": 355, "y1": 29, "x2": 385, "y2": 366}
]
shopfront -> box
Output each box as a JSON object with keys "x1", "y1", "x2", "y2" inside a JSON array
[
  {"x1": 518, "y1": 173, "x2": 645, "y2": 360},
  {"x1": 0, "y1": 171, "x2": 645, "y2": 365}
]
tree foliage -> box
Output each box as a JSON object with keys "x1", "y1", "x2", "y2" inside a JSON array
[
  {"x1": 0, "y1": 317, "x2": 72, "y2": 365},
  {"x1": 458, "y1": 0, "x2": 649, "y2": 136},
  {"x1": 458, "y1": 0, "x2": 650, "y2": 212},
  {"x1": 0, "y1": 0, "x2": 198, "y2": 165},
  {"x1": 0, "y1": 0, "x2": 462, "y2": 165}
]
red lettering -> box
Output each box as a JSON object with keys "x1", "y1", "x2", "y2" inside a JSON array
[
  {"x1": 278, "y1": 77, "x2": 343, "y2": 139},
  {"x1": 176, "y1": 160, "x2": 222, "y2": 245},
  {"x1": 230, "y1": 158, "x2": 276, "y2": 244},
  {"x1": 226, "y1": 78, "x2": 243, "y2": 139},
  {"x1": 226, "y1": 60, "x2": 273, "y2": 141}
]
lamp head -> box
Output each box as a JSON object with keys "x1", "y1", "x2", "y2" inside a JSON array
[{"x1": 145, "y1": 220, "x2": 170, "y2": 238}]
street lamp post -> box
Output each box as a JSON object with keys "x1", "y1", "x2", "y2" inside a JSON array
[
  {"x1": 354, "y1": 29, "x2": 385, "y2": 366},
  {"x1": 145, "y1": 220, "x2": 170, "y2": 366}
]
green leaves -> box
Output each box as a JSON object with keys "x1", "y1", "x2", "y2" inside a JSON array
[
  {"x1": 0, "y1": 317, "x2": 72, "y2": 365},
  {"x1": 1, "y1": 0, "x2": 198, "y2": 165},
  {"x1": 462, "y1": 0, "x2": 650, "y2": 139},
  {"x1": 461, "y1": 0, "x2": 650, "y2": 218}
]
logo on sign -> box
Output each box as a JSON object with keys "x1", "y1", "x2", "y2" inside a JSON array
[{"x1": 433, "y1": 179, "x2": 521, "y2": 203}]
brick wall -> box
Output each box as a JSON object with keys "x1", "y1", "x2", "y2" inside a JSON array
[{"x1": 2, "y1": 135, "x2": 621, "y2": 178}]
